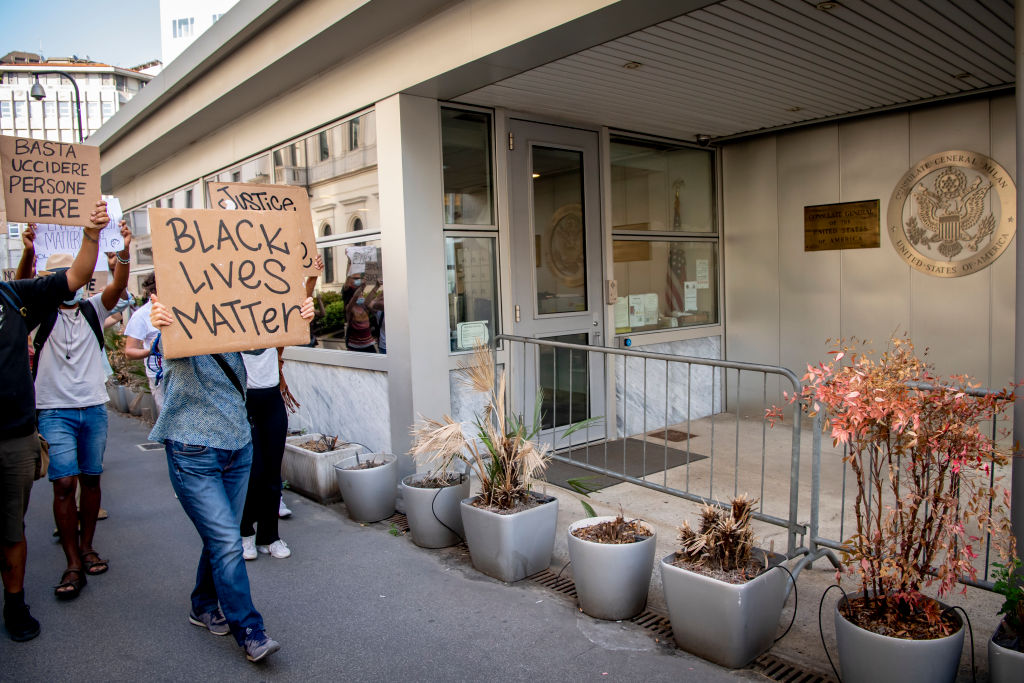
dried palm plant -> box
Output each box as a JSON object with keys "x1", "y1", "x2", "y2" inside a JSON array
[
  {"x1": 677, "y1": 495, "x2": 757, "y2": 572},
  {"x1": 410, "y1": 343, "x2": 598, "y2": 510}
]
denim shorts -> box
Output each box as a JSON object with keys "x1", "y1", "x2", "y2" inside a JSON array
[{"x1": 38, "y1": 405, "x2": 108, "y2": 481}]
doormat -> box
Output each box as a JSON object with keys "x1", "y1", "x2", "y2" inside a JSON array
[
  {"x1": 544, "y1": 438, "x2": 706, "y2": 492},
  {"x1": 648, "y1": 428, "x2": 697, "y2": 442}
]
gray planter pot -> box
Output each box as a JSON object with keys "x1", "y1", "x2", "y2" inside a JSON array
[
  {"x1": 126, "y1": 388, "x2": 143, "y2": 416},
  {"x1": 401, "y1": 474, "x2": 471, "y2": 549},
  {"x1": 283, "y1": 434, "x2": 360, "y2": 504},
  {"x1": 660, "y1": 551, "x2": 791, "y2": 668},
  {"x1": 834, "y1": 594, "x2": 964, "y2": 683},
  {"x1": 106, "y1": 384, "x2": 128, "y2": 413},
  {"x1": 567, "y1": 516, "x2": 656, "y2": 621},
  {"x1": 334, "y1": 453, "x2": 398, "y2": 523},
  {"x1": 988, "y1": 621, "x2": 1024, "y2": 683},
  {"x1": 460, "y1": 492, "x2": 558, "y2": 583}
]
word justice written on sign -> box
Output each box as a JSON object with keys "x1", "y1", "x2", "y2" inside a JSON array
[
  {"x1": 0, "y1": 136, "x2": 101, "y2": 225},
  {"x1": 148, "y1": 208, "x2": 309, "y2": 359},
  {"x1": 208, "y1": 181, "x2": 318, "y2": 276}
]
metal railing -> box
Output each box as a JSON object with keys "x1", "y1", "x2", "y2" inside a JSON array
[
  {"x1": 497, "y1": 334, "x2": 807, "y2": 556},
  {"x1": 807, "y1": 383, "x2": 1010, "y2": 590}
]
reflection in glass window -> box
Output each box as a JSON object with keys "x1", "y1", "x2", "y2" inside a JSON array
[
  {"x1": 612, "y1": 240, "x2": 718, "y2": 332},
  {"x1": 610, "y1": 137, "x2": 714, "y2": 233},
  {"x1": 273, "y1": 141, "x2": 306, "y2": 185},
  {"x1": 312, "y1": 240, "x2": 385, "y2": 353},
  {"x1": 441, "y1": 108, "x2": 493, "y2": 225},
  {"x1": 445, "y1": 236, "x2": 498, "y2": 351}
]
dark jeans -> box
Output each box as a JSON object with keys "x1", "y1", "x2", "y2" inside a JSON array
[
  {"x1": 165, "y1": 440, "x2": 263, "y2": 645},
  {"x1": 240, "y1": 387, "x2": 286, "y2": 545}
]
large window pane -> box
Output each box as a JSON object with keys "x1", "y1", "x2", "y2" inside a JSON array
[
  {"x1": 533, "y1": 147, "x2": 586, "y2": 314},
  {"x1": 610, "y1": 137, "x2": 714, "y2": 233},
  {"x1": 312, "y1": 240, "x2": 385, "y2": 353},
  {"x1": 612, "y1": 240, "x2": 718, "y2": 332},
  {"x1": 445, "y1": 236, "x2": 498, "y2": 351},
  {"x1": 441, "y1": 108, "x2": 493, "y2": 225}
]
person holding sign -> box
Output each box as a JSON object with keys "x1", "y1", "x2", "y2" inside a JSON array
[
  {"x1": 0, "y1": 200, "x2": 109, "y2": 641},
  {"x1": 148, "y1": 292, "x2": 314, "y2": 663},
  {"x1": 30, "y1": 221, "x2": 132, "y2": 601}
]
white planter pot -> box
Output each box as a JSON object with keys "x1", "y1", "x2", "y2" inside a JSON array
[
  {"x1": 106, "y1": 384, "x2": 128, "y2": 413},
  {"x1": 567, "y1": 516, "x2": 656, "y2": 621},
  {"x1": 282, "y1": 434, "x2": 360, "y2": 504},
  {"x1": 460, "y1": 492, "x2": 558, "y2": 583},
  {"x1": 834, "y1": 594, "x2": 963, "y2": 683},
  {"x1": 126, "y1": 388, "x2": 143, "y2": 416},
  {"x1": 988, "y1": 621, "x2": 1024, "y2": 683},
  {"x1": 401, "y1": 474, "x2": 471, "y2": 549},
  {"x1": 660, "y1": 551, "x2": 791, "y2": 668},
  {"x1": 334, "y1": 453, "x2": 398, "y2": 522}
]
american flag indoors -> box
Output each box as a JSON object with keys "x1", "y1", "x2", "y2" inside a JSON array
[{"x1": 666, "y1": 242, "x2": 687, "y2": 312}]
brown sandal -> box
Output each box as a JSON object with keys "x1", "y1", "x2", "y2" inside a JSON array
[
  {"x1": 82, "y1": 551, "x2": 109, "y2": 576},
  {"x1": 55, "y1": 569, "x2": 86, "y2": 600}
]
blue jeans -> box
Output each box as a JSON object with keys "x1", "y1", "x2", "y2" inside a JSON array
[
  {"x1": 39, "y1": 405, "x2": 108, "y2": 481},
  {"x1": 165, "y1": 440, "x2": 264, "y2": 645}
]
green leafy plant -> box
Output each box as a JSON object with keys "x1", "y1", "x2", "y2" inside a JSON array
[
  {"x1": 993, "y1": 555, "x2": 1023, "y2": 650},
  {"x1": 770, "y1": 337, "x2": 1014, "y2": 636},
  {"x1": 411, "y1": 344, "x2": 600, "y2": 511},
  {"x1": 566, "y1": 476, "x2": 600, "y2": 518},
  {"x1": 104, "y1": 329, "x2": 148, "y2": 393}
]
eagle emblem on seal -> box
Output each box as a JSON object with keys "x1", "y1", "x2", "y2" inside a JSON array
[{"x1": 905, "y1": 167, "x2": 995, "y2": 260}]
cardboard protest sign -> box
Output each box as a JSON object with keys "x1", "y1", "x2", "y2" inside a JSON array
[
  {"x1": 207, "y1": 181, "x2": 318, "y2": 276},
  {"x1": 0, "y1": 136, "x2": 101, "y2": 226},
  {"x1": 148, "y1": 207, "x2": 309, "y2": 359},
  {"x1": 33, "y1": 220, "x2": 123, "y2": 260}
]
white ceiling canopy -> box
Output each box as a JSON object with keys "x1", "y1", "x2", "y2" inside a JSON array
[{"x1": 456, "y1": 0, "x2": 1013, "y2": 142}]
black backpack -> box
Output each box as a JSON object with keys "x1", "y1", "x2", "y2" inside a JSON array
[{"x1": 32, "y1": 302, "x2": 105, "y2": 378}]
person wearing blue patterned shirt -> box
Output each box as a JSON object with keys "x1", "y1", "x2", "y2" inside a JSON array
[{"x1": 149, "y1": 292, "x2": 314, "y2": 663}]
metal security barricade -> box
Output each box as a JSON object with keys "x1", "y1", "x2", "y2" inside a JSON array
[{"x1": 496, "y1": 334, "x2": 808, "y2": 557}]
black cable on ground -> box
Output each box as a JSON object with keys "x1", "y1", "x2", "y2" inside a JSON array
[
  {"x1": 818, "y1": 583, "x2": 847, "y2": 683},
  {"x1": 772, "y1": 564, "x2": 798, "y2": 644},
  {"x1": 950, "y1": 605, "x2": 975, "y2": 683},
  {"x1": 555, "y1": 559, "x2": 572, "y2": 580}
]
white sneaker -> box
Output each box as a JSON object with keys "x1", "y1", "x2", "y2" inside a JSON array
[
  {"x1": 257, "y1": 539, "x2": 291, "y2": 559},
  {"x1": 241, "y1": 535, "x2": 257, "y2": 561},
  {"x1": 278, "y1": 498, "x2": 292, "y2": 519}
]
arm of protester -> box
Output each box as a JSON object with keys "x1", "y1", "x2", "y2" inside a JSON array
[
  {"x1": 14, "y1": 224, "x2": 36, "y2": 280},
  {"x1": 67, "y1": 200, "x2": 111, "y2": 292},
  {"x1": 123, "y1": 335, "x2": 151, "y2": 360},
  {"x1": 304, "y1": 254, "x2": 324, "y2": 298},
  {"x1": 276, "y1": 346, "x2": 301, "y2": 412},
  {"x1": 150, "y1": 294, "x2": 173, "y2": 328},
  {"x1": 300, "y1": 296, "x2": 315, "y2": 322},
  {"x1": 101, "y1": 221, "x2": 132, "y2": 311}
]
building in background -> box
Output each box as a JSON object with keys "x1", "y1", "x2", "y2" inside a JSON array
[
  {"x1": 159, "y1": 0, "x2": 239, "y2": 66},
  {"x1": 0, "y1": 52, "x2": 153, "y2": 268}
]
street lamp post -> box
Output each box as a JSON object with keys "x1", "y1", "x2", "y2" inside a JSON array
[{"x1": 28, "y1": 71, "x2": 85, "y2": 143}]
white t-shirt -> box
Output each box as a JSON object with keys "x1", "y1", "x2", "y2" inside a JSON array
[
  {"x1": 124, "y1": 301, "x2": 160, "y2": 380},
  {"x1": 242, "y1": 348, "x2": 280, "y2": 389},
  {"x1": 34, "y1": 293, "x2": 113, "y2": 409}
]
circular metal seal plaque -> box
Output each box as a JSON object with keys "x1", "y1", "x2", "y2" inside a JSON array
[{"x1": 887, "y1": 150, "x2": 1016, "y2": 277}]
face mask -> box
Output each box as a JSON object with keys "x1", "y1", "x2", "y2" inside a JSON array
[
  {"x1": 353, "y1": 279, "x2": 362, "y2": 287},
  {"x1": 63, "y1": 287, "x2": 86, "y2": 306},
  {"x1": 356, "y1": 297, "x2": 365, "y2": 305}
]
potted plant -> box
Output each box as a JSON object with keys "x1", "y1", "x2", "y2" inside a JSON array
[
  {"x1": 660, "y1": 495, "x2": 794, "y2": 668},
  {"x1": 568, "y1": 512, "x2": 656, "y2": 621},
  {"x1": 398, "y1": 468, "x2": 470, "y2": 549},
  {"x1": 283, "y1": 433, "x2": 361, "y2": 503},
  {"x1": 989, "y1": 552, "x2": 1024, "y2": 682},
  {"x1": 333, "y1": 449, "x2": 398, "y2": 523},
  {"x1": 775, "y1": 338, "x2": 1014, "y2": 683},
  {"x1": 411, "y1": 344, "x2": 597, "y2": 583}
]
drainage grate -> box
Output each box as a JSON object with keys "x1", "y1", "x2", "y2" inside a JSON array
[
  {"x1": 527, "y1": 568, "x2": 578, "y2": 599},
  {"x1": 648, "y1": 429, "x2": 696, "y2": 442},
  {"x1": 750, "y1": 653, "x2": 835, "y2": 683},
  {"x1": 137, "y1": 442, "x2": 164, "y2": 451},
  {"x1": 381, "y1": 512, "x2": 410, "y2": 533},
  {"x1": 629, "y1": 610, "x2": 674, "y2": 638}
]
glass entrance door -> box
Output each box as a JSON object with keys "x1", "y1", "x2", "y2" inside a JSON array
[{"x1": 508, "y1": 120, "x2": 605, "y2": 445}]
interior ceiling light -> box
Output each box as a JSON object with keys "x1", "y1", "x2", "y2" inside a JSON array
[
  {"x1": 815, "y1": 1, "x2": 840, "y2": 9},
  {"x1": 953, "y1": 72, "x2": 972, "y2": 80},
  {"x1": 786, "y1": 106, "x2": 802, "y2": 112},
  {"x1": 622, "y1": 61, "x2": 642, "y2": 69},
  {"x1": 532, "y1": 173, "x2": 541, "y2": 178}
]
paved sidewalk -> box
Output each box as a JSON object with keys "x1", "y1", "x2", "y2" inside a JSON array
[{"x1": 2, "y1": 413, "x2": 757, "y2": 682}]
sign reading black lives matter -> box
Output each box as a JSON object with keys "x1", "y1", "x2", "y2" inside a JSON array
[
  {"x1": 207, "y1": 181, "x2": 319, "y2": 276},
  {"x1": 148, "y1": 208, "x2": 310, "y2": 359},
  {"x1": 0, "y1": 135, "x2": 101, "y2": 226}
]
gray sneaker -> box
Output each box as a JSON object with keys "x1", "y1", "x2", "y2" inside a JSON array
[
  {"x1": 244, "y1": 629, "x2": 281, "y2": 662},
  {"x1": 188, "y1": 607, "x2": 230, "y2": 636}
]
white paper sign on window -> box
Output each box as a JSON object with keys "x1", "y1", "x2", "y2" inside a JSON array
[
  {"x1": 684, "y1": 281, "x2": 698, "y2": 311},
  {"x1": 696, "y1": 259, "x2": 710, "y2": 289},
  {"x1": 457, "y1": 320, "x2": 489, "y2": 349}
]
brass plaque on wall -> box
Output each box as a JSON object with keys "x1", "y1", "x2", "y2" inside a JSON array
[{"x1": 804, "y1": 200, "x2": 880, "y2": 251}]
